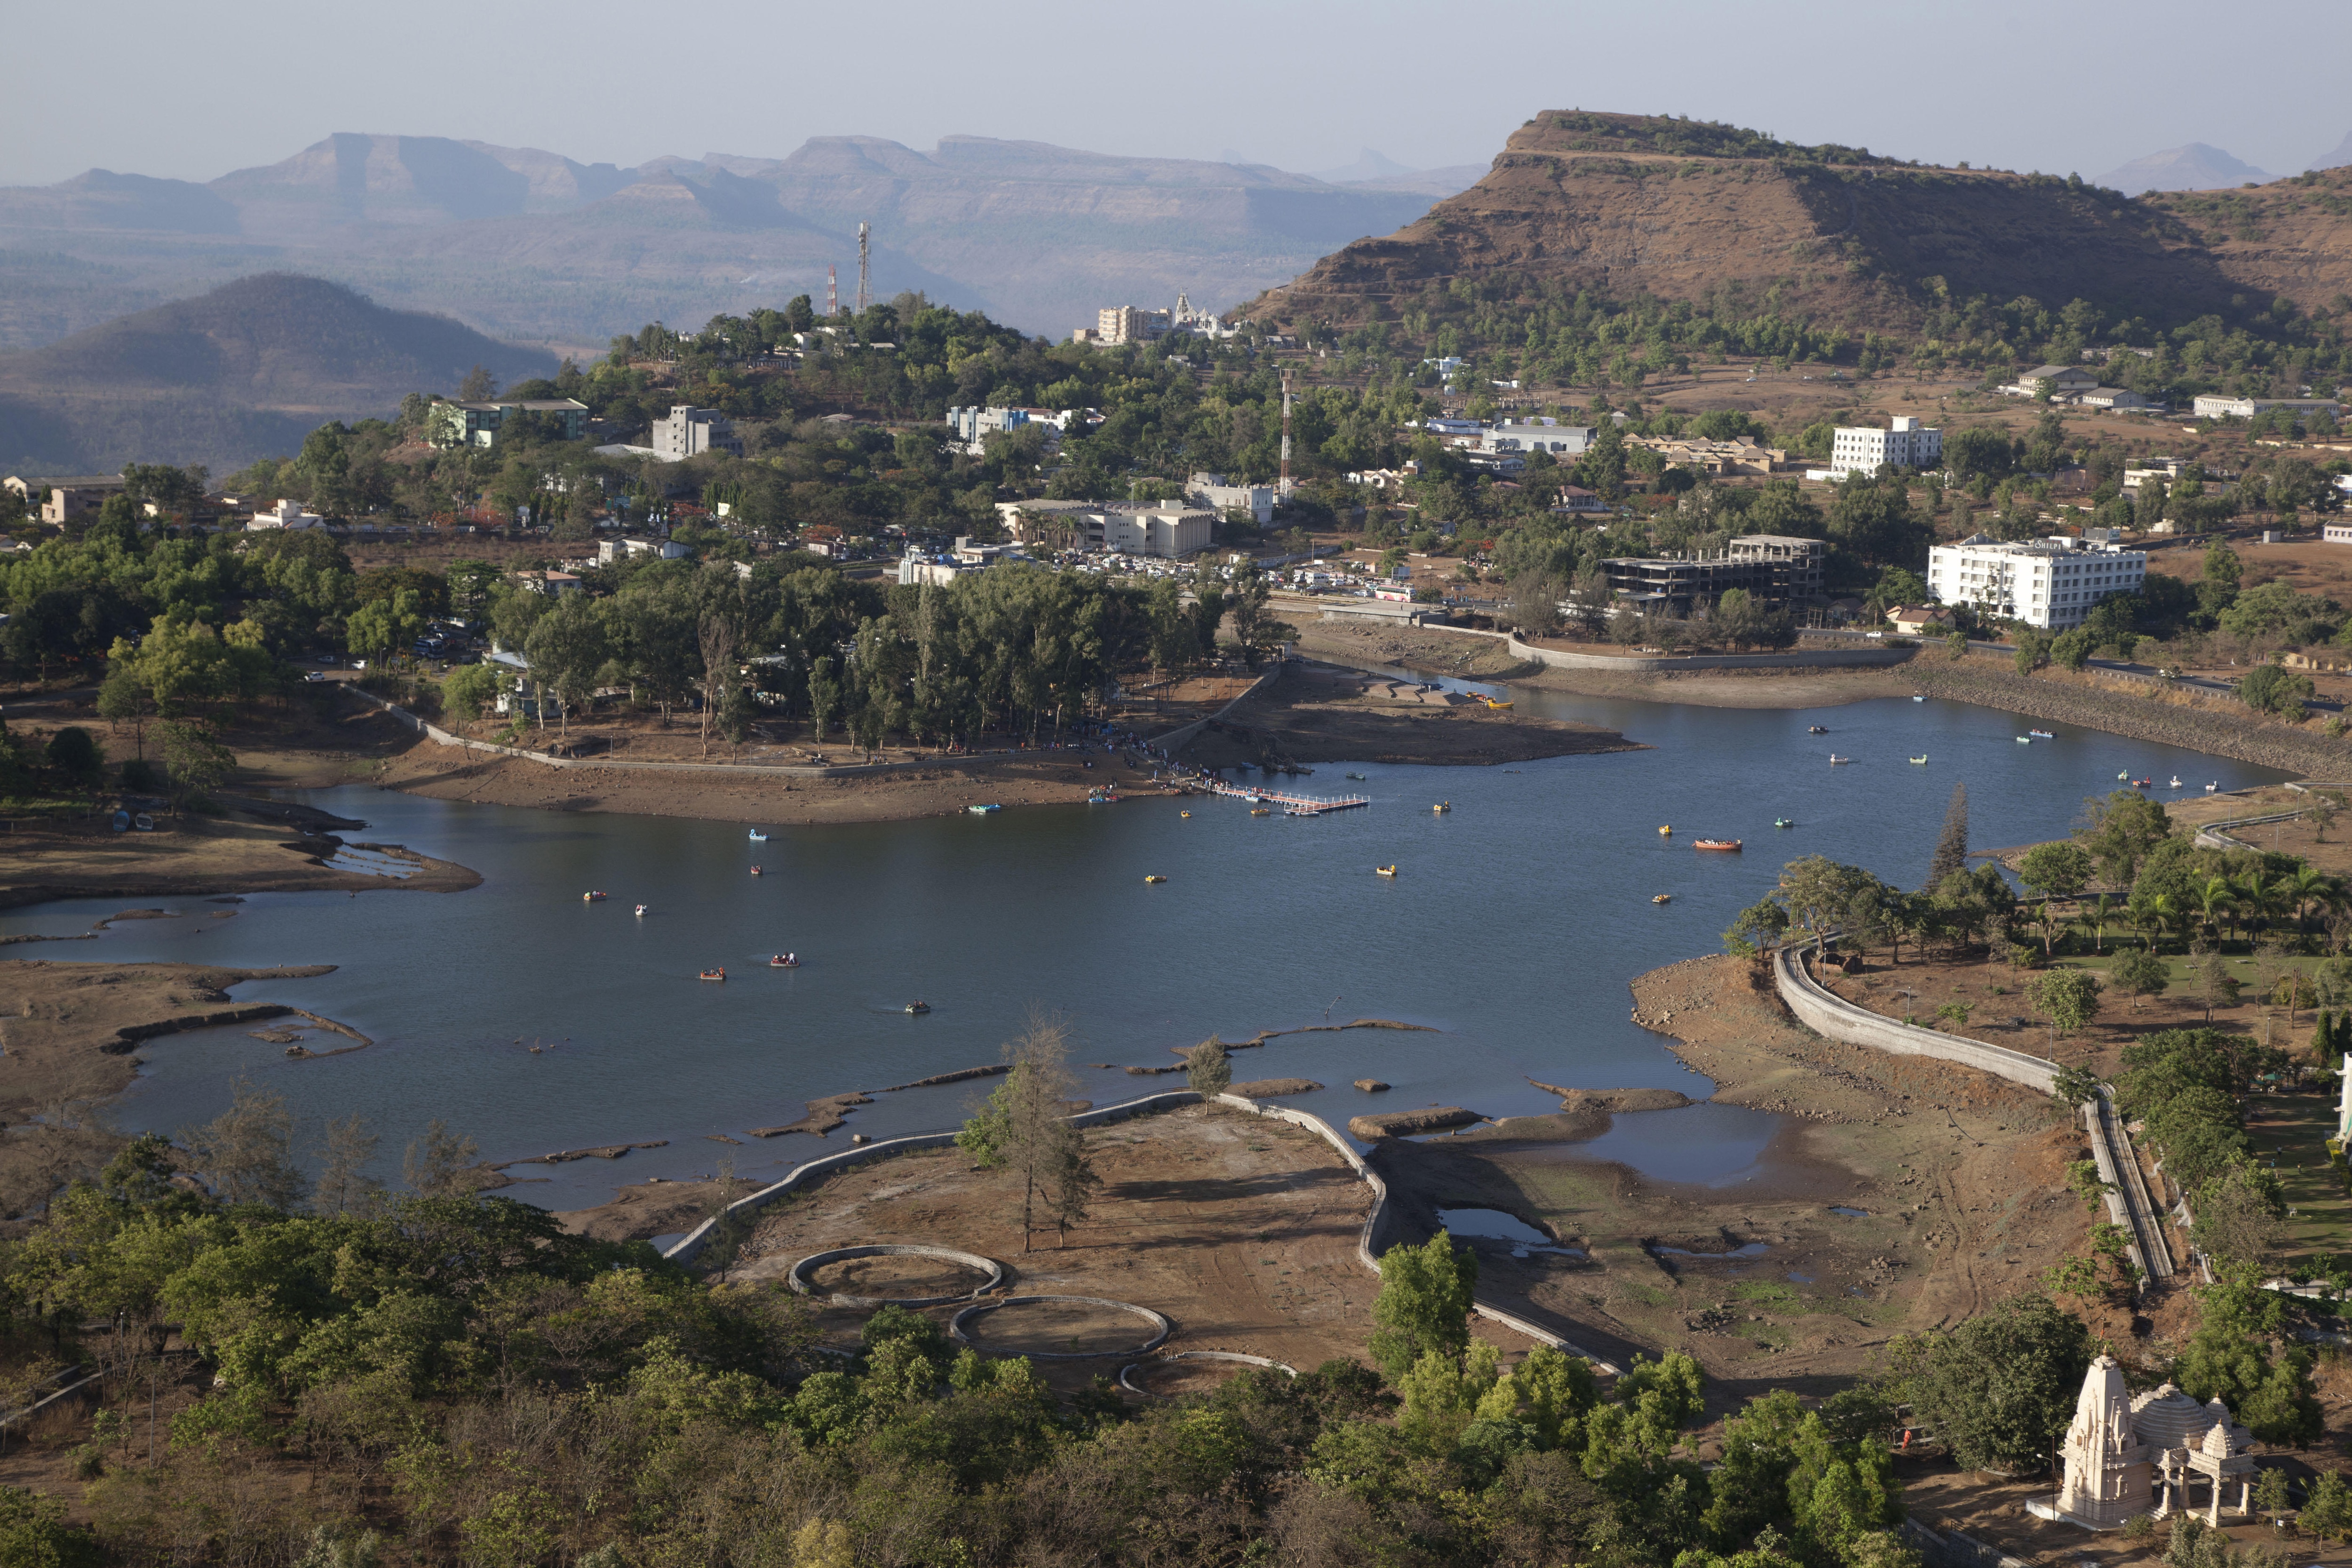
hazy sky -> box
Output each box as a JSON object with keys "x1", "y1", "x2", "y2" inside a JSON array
[{"x1": 4, "y1": 0, "x2": 2346, "y2": 189}]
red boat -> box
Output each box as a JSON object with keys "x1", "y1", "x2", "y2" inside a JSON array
[{"x1": 1692, "y1": 839, "x2": 1743, "y2": 852}]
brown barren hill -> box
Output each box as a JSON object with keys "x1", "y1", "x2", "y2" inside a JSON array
[{"x1": 1244, "y1": 110, "x2": 2336, "y2": 336}]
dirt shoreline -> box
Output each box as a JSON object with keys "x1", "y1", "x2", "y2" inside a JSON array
[
  {"x1": 1292, "y1": 620, "x2": 1918, "y2": 709},
  {"x1": 1181, "y1": 661, "x2": 1643, "y2": 768},
  {"x1": 0, "y1": 810, "x2": 481, "y2": 913},
  {"x1": 1364, "y1": 952, "x2": 2098, "y2": 1406}
]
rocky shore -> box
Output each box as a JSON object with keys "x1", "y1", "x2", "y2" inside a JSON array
[{"x1": 1904, "y1": 658, "x2": 2352, "y2": 778}]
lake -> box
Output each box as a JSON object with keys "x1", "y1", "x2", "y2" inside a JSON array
[{"x1": 0, "y1": 682, "x2": 2285, "y2": 1210}]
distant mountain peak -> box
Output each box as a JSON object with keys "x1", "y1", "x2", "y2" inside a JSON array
[
  {"x1": 2097, "y1": 142, "x2": 2274, "y2": 196},
  {"x1": 2313, "y1": 129, "x2": 2352, "y2": 172},
  {"x1": 1311, "y1": 149, "x2": 1415, "y2": 184}
]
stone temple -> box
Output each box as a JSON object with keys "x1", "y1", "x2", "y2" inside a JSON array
[{"x1": 2029, "y1": 1355, "x2": 2257, "y2": 1529}]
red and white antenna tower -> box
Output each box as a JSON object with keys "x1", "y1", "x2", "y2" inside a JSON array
[
  {"x1": 827, "y1": 263, "x2": 839, "y2": 318},
  {"x1": 1279, "y1": 367, "x2": 1295, "y2": 495}
]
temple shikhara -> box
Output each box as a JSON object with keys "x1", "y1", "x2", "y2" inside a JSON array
[{"x1": 2032, "y1": 1355, "x2": 2259, "y2": 1529}]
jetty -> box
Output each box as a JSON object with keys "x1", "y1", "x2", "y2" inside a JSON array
[{"x1": 1193, "y1": 778, "x2": 1369, "y2": 816}]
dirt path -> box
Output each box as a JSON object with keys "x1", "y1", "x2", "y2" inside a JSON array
[{"x1": 719, "y1": 1103, "x2": 1378, "y2": 1373}]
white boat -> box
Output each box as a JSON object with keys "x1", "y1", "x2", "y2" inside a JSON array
[
  {"x1": 1828, "y1": 755, "x2": 1851, "y2": 764},
  {"x1": 635, "y1": 904, "x2": 647, "y2": 918},
  {"x1": 1911, "y1": 695, "x2": 1925, "y2": 702},
  {"x1": 747, "y1": 829, "x2": 769, "y2": 842},
  {"x1": 2169, "y1": 776, "x2": 2182, "y2": 788}
]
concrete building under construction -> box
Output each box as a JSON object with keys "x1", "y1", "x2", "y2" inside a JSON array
[{"x1": 1601, "y1": 535, "x2": 1825, "y2": 615}]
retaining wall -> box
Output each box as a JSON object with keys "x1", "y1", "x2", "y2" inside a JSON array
[
  {"x1": 1504, "y1": 634, "x2": 1915, "y2": 675},
  {"x1": 660, "y1": 1088, "x2": 1620, "y2": 1371},
  {"x1": 1771, "y1": 946, "x2": 2059, "y2": 1094}
]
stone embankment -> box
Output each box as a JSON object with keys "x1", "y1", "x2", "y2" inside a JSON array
[{"x1": 1906, "y1": 660, "x2": 2352, "y2": 778}]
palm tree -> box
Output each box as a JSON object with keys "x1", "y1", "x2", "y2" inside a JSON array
[
  {"x1": 2288, "y1": 865, "x2": 2339, "y2": 934},
  {"x1": 2081, "y1": 893, "x2": 2115, "y2": 955},
  {"x1": 2191, "y1": 876, "x2": 2237, "y2": 947},
  {"x1": 2233, "y1": 871, "x2": 2279, "y2": 945},
  {"x1": 2133, "y1": 892, "x2": 2177, "y2": 954}
]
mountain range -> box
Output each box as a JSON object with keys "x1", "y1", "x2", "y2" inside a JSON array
[{"x1": 0, "y1": 133, "x2": 1483, "y2": 352}]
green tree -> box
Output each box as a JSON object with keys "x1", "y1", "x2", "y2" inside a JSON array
[
  {"x1": 1887, "y1": 1293, "x2": 2091, "y2": 1474},
  {"x1": 2240, "y1": 664, "x2": 2315, "y2": 720},
  {"x1": 2110, "y1": 949, "x2": 2171, "y2": 1006},
  {"x1": 157, "y1": 719, "x2": 236, "y2": 804},
  {"x1": 1185, "y1": 1036, "x2": 1232, "y2": 1095},
  {"x1": 2018, "y1": 841, "x2": 2094, "y2": 955},
  {"x1": 1369, "y1": 1232, "x2": 1476, "y2": 1383},
  {"x1": 403, "y1": 1119, "x2": 480, "y2": 1197},
  {"x1": 1926, "y1": 781, "x2": 1969, "y2": 890},
  {"x1": 2028, "y1": 969, "x2": 2103, "y2": 1039},
  {"x1": 44, "y1": 725, "x2": 104, "y2": 789},
  {"x1": 441, "y1": 662, "x2": 501, "y2": 732},
  {"x1": 178, "y1": 1078, "x2": 308, "y2": 1209}
]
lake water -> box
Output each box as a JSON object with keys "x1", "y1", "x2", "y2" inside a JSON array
[{"x1": 1, "y1": 683, "x2": 2286, "y2": 1210}]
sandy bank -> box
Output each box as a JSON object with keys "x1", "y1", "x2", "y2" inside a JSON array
[
  {"x1": 0, "y1": 808, "x2": 480, "y2": 912},
  {"x1": 1180, "y1": 661, "x2": 1644, "y2": 767},
  {"x1": 1293, "y1": 620, "x2": 1916, "y2": 709},
  {"x1": 377, "y1": 737, "x2": 1179, "y2": 826}
]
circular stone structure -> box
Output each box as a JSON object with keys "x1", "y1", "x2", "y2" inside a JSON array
[
  {"x1": 786, "y1": 1244, "x2": 1006, "y2": 1308},
  {"x1": 1119, "y1": 1350, "x2": 1297, "y2": 1397},
  {"x1": 949, "y1": 1295, "x2": 1172, "y2": 1360}
]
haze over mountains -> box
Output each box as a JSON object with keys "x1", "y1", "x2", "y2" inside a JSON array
[
  {"x1": 0, "y1": 131, "x2": 1480, "y2": 353},
  {"x1": 0, "y1": 274, "x2": 551, "y2": 476}
]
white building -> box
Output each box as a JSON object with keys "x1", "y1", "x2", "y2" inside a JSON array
[
  {"x1": 1187, "y1": 471, "x2": 1276, "y2": 527},
  {"x1": 2193, "y1": 394, "x2": 2344, "y2": 421},
  {"x1": 1926, "y1": 533, "x2": 2146, "y2": 630},
  {"x1": 597, "y1": 537, "x2": 689, "y2": 564},
  {"x1": 1999, "y1": 365, "x2": 2102, "y2": 399},
  {"x1": 1480, "y1": 421, "x2": 1596, "y2": 459},
  {"x1": 1828, "y1": 416, "x2": 1942, "y2": 479},
  {"x1": 247, "y1": 498, "x2": 323, "y2": 531},
  {"x1": 651, "y1": 405, "x2": 741, "y2": 462},
  {"x1": 946, "y1": 406, "x2": 1067, "y2": 455},
  {"x1": 996, "y1": 501, "x2": 1211, "y2": 558}
]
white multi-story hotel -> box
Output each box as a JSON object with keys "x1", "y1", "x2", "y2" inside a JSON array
[
  {"x1": 1926, "y1": 533, "x2": 2147, "y2": 630},
  {"x1": 1828, "y1": 415, "x2": 1942, "y2": 478}
]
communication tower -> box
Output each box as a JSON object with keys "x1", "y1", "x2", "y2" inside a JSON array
[
  {"x1": 1279, "y1": 367, "x2": 1295, "y2": 495},
  {"x1": 827, "y1": 263, "x2": 838, "y2": 318},
  {"x1": 857, "y1": 222, "x2": 871, "y2": 315}
]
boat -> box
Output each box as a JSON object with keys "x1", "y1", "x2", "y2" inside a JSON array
[
  {"x1": 2015, "y1": 736, "x2": 2033, "y2": 744},
  {"x1": 1807, "y1": 725, "x2": 1827, "y2": 734},
  {"x1": 1658, "y1": 825, "x2": 1673, "y2": 836},
  {"x1": 1345, "y1": 772, "x2": 1367, "y2": 781},
  {"x1": 904, "y1": 1001, "x2": 930, "y2": 1014},
  {"x1": 1774, "y1": 817, "x2": 1795, "y2": 829},
  {"x1": 582, "y1": 891, "x2": 608, "y2": 902},
  {"x1": 2030, "y1": 729, "x2": 2055, "y2": 739},
  {"x1": 1912, "y1": 695, "x2": 1926, "y2": 702},
  {"x1": 1828, "y1": 755, "x2": 1850, "y2": 764},
  {"x1": 1480, "y1": 697, "x2": 1514, "y2": 710},
  {"x1": 2205, "y1": 781, "x2": 2219, "y2": 793},
  {"x1": 634, "y1": 904, "x2": 648, "y2": 918},
  {"x1": 1375, "y1": 865, "x2": 1398, "y2": 877},
  {"x1": 699, "y1": 969, "x2": 725, "y2": 982},
  {"x1": 1180, "y1": 811, "x2": 1192, "y2": 819},
  {"x1": 1433, "y1": 801, "x2": 1452, "y2": 814},
  {"x1": 2169, "y1": 776, "x2": 2182, "y2": 788},
  {"x1": 2118, "y1": 771, "x2": 2131, "y2": 781},
  {"x1": 133, "y1": 813, "x2": 155, "y2": 831},
  {"x1": 770, "y1": 954, "x2": 800, "y2": 967},
  {"x1": 1908, "y1": 755, "x2": 1928, "y2": 765},
  {"x1": 1693, "y1": 839, "x2": 1743, "y2": 852},
  {"x1": 2135, "y1": 778, "x2": 2153, "y2": 788},
  {"x1": 1250, "y1": 807, "x2": 1271, "y2": 816},
  {"x1": 1652, "y1": 893, "x2": 1672, "y2": 905},
  {"x1": 750, "y1": 865, "x2": 763, "y2": 876},
  {"x1": 1144, "y1": 875, "x2": 1167, "y2": 884},
  {"x1": 747, "y1": 829, "x2": 769, "y2": 842},
  {"x1": 967, "y1": 803, "x2": 1001, "y2": 814}
]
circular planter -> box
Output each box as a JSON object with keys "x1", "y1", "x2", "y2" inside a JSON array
[
  {"x1": 949, "y1": 1294, "x2": 1171, "y2": 1359},
  {"x1": 1119, "y1": 1350, "x2": 1297, "y2": 1396},
  {"x1": 786, "y1": 1244, "x2": 1006, "y2": 1308}
]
